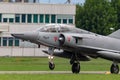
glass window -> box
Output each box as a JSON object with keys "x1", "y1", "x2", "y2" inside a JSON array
[
  {"x1": 21, "y1": 14, "x2": 26, "y2": 23},
  {"x1": 0, "y1": 37, "x2": 1, "y2": 46},
  {"x1": 27, "y1": 14, "x2": 32, "y2": 23},
  {"x1": 15, "y1": 38, "x2": 19, "y2": 46},
  {"x1": 8, "y1": 37, "x2": 13, "y2": 46},
  {"x1": 9, "y1": 18, "x2": 14, "y2": 23},
  {"x1": 45, "y1": 14, "x2": 49, "y2": 23},
  {"x1": 63, "y1": 19, "x2": 67, "y2": 24},
  {"x1": 33, "y1": 14, "x2": 38, "y2": 23},
  {"x1": 60, "y1": 26, "x2": 70, "y2": 32},
  {"x1": 69, "y1": 19, "x2": 73, "y2": 24},
  {"x1": 0, "y1": 14, "x2": 2, "y2": 22},
  {"x1": 39, "y1": 14, "x2": 44, "y2": 23},
  {"x1": 57, "y1": 19, "x2": 61, "y2": 23},
  {"x1": 3, "y1": 37, "x2": 7, "y2": 46},
  {"x1": 15, "y1": 14, "x2": 20, "y2": 23},
  {"x1": 39, "y1": 25, "x2": 57, "y2": 32},
  {"x1": 3, "y1": 18, "x2": 8, "y2": 22},
  {"x1": 51, "y1": 15, "x2": 56, "y2": 23}
]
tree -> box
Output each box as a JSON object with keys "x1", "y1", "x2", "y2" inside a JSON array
[
  {"x1": 75, "y1": 0, "x2": 118, "y2": 35},
  {"x1": 111, "y1": 0, "x2": 120, "y2": 29}
]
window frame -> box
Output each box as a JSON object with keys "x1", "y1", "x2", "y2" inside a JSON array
[
  {"x1": 33, "y1": 14, "x2": 38, "y2": 23},
  {"x1": 3, "y1": 37, "x2": 7, "y2": 46},
  {"x1": 27, "y1": 14, "x2": 32, "y2": 23},
  {"x1": 51, "y1": 15, "x2": 56, "y2": 23},
  {"x1": 15, "y1": 14, "x2": 20, "y2": 23},
  {"x1": 21, "y1": 14, "x2": 26, "y2": 23},
  {"x1": 45, "y1": 14, "x2": 50, "y2": 23}
]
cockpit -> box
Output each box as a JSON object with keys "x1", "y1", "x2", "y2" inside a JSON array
[{"x1": 36, "y1": 24, "x2": 72, "y2": 32}]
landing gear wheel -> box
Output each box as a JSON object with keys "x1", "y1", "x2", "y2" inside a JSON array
[
  {"x1": 110, "y1": 64, "x2": 119, "y2": 74},
  {"x1": 49, "y1": 62, "x2": 55, "y2": 70},
  {"x1": 72, "y1": 62, "x2": 80, "y2": 74}
]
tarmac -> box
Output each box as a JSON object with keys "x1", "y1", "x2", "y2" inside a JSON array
[{"x1": 0, "y1": 71, "x2": 112, "y2": 74}]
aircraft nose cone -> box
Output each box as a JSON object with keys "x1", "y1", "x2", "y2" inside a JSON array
[
  {"x1": 11, "y1": 34, "x2": 24, "y2": 38},
  {"x1": 11, "y1": 32, "x2": 38, "y2": 41},
  {"x1": 11, "y1": 34, "x2": 14, "y2": 37}
]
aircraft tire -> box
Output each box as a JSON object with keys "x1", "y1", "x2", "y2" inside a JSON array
[
  {"x1": 72, "y1": 62, "x2": 80, "y2": 74},
  {"x1": 110, "y1": 64, "x2": 119, "y2": 74},
  {"x1": 49, "y1": 62, "x2": 55, "y2": 70}
]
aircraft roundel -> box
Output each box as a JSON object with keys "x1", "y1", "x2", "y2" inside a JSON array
[
  {"x1": 67, "y1": 36, "x2": 71, "y2": 42},
  {"x1": 54, "y1": 36, "x2": 58, "y2": 42}
]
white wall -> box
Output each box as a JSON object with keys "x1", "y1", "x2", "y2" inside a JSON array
[
  {"x1": 0, "y1": 47, "x2": 48, "y2": 57},
  {"x1": 0, "y1": 3, "x2": 76, "y2": 14}
]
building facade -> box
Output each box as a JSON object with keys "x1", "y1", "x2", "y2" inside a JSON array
[{"x1": 0, "y1": 2, "x2": 75, "y2": 49}]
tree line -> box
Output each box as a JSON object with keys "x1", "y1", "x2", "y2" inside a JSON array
[{"x1": 75, "y1": 0, "x2": 120, "y2": 35}]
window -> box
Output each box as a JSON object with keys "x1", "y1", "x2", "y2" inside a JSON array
[
  {"x1": 39, "y1": 25, "x2": 57, "y2": 32},
  {"x1": 3, "y1": 37, "x2": 7, "y2": 46},
  {"x1": 27, "y1": 14, "x2": 32, "y2": 23},
  {"x1": 0, "y1": 14, "x2": 2, "y2": 22},
  {"x1": 57, "y1": 19, "x2": 61, "y2": 23},
  {"x1": 33, "y1": 14, "x2": 38, "y2": 23},
  {"x1": 69, "y1": 19, "x2": 73, "y2": 24},
  {"x1": 45, "y1": 14, "x2": 49, "y2": 23},
  {"x1": 8, "y1": 37, "x2": 13, "y2": 46},
  {"x1": 51, "y1": 15, "x2": 56, "y2": 23},
  {"x1": 63, "y1": 19, "x2": 67, "y2": 24},
  {"x1": 21, "y1": 14, "x2": 26, "y2": 23},
  {"x1": 15, "y1": 38, "x2": 19, "y2": 46},
  {"x1": 3, "y1": 18, "x2": 7, "y2": 22},
  {"x1": 0, "y1": 37, "x2": 1, "y2": 46},
  {"x1": 39, "y1": 14, "x2": 44, "y2": 23},
  {"x1": 15, "y1": 14, "x2": 20, "y2": 23},
  {"x1": 9, "y1": 18, "x2": 14, "y2": 23}
]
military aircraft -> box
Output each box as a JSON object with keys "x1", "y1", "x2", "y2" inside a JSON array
[{"x1": 11, "y1": 24, "x2": 120, "y2": 74}]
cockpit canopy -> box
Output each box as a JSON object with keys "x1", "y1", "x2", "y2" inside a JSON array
[{"x1": 36, "y1": 24, "x2": 73, "y2": 32}]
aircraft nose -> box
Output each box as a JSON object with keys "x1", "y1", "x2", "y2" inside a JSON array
[
  {"x1": 11, "y1": 31, "x2": 38, "y2": 41},
  {"x1": 11, "y1": 34, "x2": 14, "y2": 37},
  {"x1": 11, "y1": 34, "x2": 24, "y2": 38}
]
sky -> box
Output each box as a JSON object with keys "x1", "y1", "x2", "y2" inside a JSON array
[{"x1": 39, "y1": 0, "x2": 85, "y2": 4}]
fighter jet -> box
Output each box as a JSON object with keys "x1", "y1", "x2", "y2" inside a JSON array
[{"x1": 11, "y1": 24, "x2": 120, "y2": 74}]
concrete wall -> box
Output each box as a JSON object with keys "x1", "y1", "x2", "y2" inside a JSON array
[
  {"x1": 0, "y1": 3, "x2": 76, "y2": 14},
  {"x1": 0, "y1": 47, "x2": 48, "y2": 57}
]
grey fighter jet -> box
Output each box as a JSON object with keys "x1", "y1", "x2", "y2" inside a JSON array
[{"x1": 11, "y1": 24, "x2": 120, "y2": 74}]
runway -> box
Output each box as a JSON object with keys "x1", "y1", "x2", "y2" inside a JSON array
[{"x1": 0, "y1": 71, "x2": 112, "y2": 74}]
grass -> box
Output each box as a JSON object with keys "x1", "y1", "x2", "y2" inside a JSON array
[
  {"x1": 0, "y1": 57, "x2": 118, "y2": 80},
  {"x1": 0, "y1": 57, "x2": 114, "y2": 71},
  {"x1": 0, "y1": 57, "x2": 70, "y2": 71},
  {"x1": 0, "y1": 74, "x2": 119, "y2": 80}
]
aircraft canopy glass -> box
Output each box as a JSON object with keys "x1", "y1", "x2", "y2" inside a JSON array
[{"x1": 37, "y1": 24, "x2": 70, "y2": 32}]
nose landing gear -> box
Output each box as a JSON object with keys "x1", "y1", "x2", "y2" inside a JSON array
[
  {"x1": 49, "y1": 61, "x2": 55, "y2": 70},
  {"x1": 48, "y1": 47, "x2": 55, "y2": 70}
]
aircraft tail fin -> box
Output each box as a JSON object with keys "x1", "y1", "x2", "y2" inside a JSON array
[{"x1": 108, "y1": 29, "x2": 120, "y2": 39}]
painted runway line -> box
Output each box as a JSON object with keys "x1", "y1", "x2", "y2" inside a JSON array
[{"x1": 0, "y1": 71, "x2": 112, "y2": 74}]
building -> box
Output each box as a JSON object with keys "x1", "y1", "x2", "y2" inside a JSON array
[{"x1": 0, "y1": 2, "x2": 76, "y2": 56}]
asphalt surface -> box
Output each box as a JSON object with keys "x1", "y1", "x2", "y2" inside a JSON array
[{"x1": 0, "y1": 71, "x2": 112, "y2": 74}]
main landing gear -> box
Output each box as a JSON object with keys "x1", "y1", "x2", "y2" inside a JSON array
[
  {"x1": 110, "y1": 62, "x2": 119, "y2": 74},
  {"x1": 48, "y1": 47, "x2": 55, "y2": 70},
  {"x1": 70, "y1": 53, "x2": 80, "y2": 74},
  {"x1": 72, "y1": 62, "x2": 80, "y2": 73}
]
